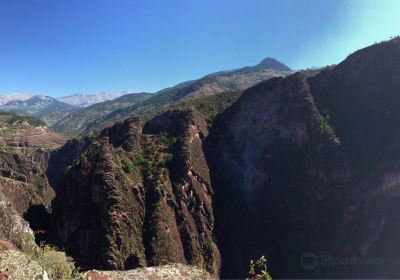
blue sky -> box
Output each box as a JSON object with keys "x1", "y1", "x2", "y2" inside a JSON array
[{"x1": 0, "y1": 0, "x2": 399, "y2": 97}]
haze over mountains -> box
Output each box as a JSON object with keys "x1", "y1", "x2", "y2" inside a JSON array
[
  {"x1": 57, "y1": 92, "x2": 128, "y2": 107},
  {"x1": 0, "y1": 91, "x2": 130, "y2": 107},
  {"x1": 0, "y1": 93, "x2": 32, "y2": 106}
]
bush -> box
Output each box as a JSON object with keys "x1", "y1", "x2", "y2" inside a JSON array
[
  {"x1": 164, "y1": 153, "x2": 173, "y2": 163},
  {"x1": 122, "y1": 157, "x2": 135, "y2": 174},
  {"x1": 247, "y1": 255, "x2": 272, "y2": 280},
  {"x1": 36, "y1": 244, "x2": 79, "y2": 279},
  {"x1": 24, "y1": 243, "x2": 79, "y2": 280}
]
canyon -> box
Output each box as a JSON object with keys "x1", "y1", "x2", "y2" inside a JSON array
[{"x1": 1, "y1": 38, "x2": 400, "y2": 279}]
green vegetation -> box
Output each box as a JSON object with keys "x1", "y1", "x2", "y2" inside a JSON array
[
  {"x1": 34, "y1": 176, "x2": 48, "y2": 187},
  {"x1": 51, "y1": 92, "x2": 152, "y2": 136},
  {"x1": 247, "y1": 255, "x2": 272, "y2": 280},
  {"x1": 133, "y1": 133, "x2": 176, "y2": 179},
  {"x1": 34, "y1": 243, "x2": 79, "y2": 280},
  {"x1": 20, "y1": 234, "x2": 79, "y2": 280},
  {"x1": 319, "y1": 108, "x2": 333, "y2": 134},
  {"x1": 0, "y1": 110, "x2": 46, "y2": 127},
  {"x1": 121, "y1": 157, "x2": 135, "y2": 174},
  {"x1": 166, "y1": 91, "x2": 242, "y2": 126},
  {"x1": 164, "y1": 153, "x2": 173, "y2": 163}
]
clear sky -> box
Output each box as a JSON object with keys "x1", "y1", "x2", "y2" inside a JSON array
[{"x1": 0, "y1": 0, "x2": 399, "y2": 97}]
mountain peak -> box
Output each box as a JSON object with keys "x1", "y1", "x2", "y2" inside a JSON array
[
  {"x1": 257, "y1": 57, "x2": 292, "y2": 71},
  {"x1": 31, "y1": 95, "x2": 55, "y2": 101},
  {"x1": 0, "y1": 93, "x2": 32, "y2": 106}
]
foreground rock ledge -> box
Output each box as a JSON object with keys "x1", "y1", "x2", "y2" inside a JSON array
[{"x1": 84, "y1": 264, "x2": 214, "y2": 280}]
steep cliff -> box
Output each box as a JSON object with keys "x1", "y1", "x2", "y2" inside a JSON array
[
  {"x1": 0, "y1": 111, "x2": 67, "y2": 214},
  {"x1": 205, "y1": 38, "x2": 400, "y2": 278},
  {"x1": 49, "y1": 117, "x2": 146, "y2": 270},
  {"x1": 49, "y1": 109, "x2": 220, "y2": 275},
  {"x1": 0, "y1": 112, "x2": 76, "y2": 279}
]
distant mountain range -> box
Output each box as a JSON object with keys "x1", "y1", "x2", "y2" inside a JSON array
[
  {"x1": 0, "y1": 93, "x2": 32, "y2": 106},
  {"x1": 57, "y1": 92, "x2": 127, "y2": 107},
  {"x1": 59, "y1": 57, "x2": 292, "y2": 135},
  {"x1": 0, "y1": 57, "x2": 292, "y2": 135},
  {"x1": 51, "y1": 92, "x2": 153, "y2": 135},
  {"x1": 0, "y1": 95, "x2": 78, "y2": 126},
  {"x1": 0, "y1": 92, "x2": 128, "y2": 107}
]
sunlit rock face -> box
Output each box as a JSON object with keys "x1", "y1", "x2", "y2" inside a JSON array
[{"x1": 83, "y1": 263, "x2": 213, "y2": 280}]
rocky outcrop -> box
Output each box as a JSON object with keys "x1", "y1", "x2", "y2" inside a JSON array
[
  {"x1": 50, "y1": 117, "x2": 146, "y2": 270},
  {"x1": 0, "y1": 191, "x2": 37, "y2": 253},
  {"x1": 49, "y1": 110, "x2": 220, "y2": 275},
  {"x1": 205, "y1": 38, "x2": 400, "y2": 278},
  {"x1": 0, "y1": 150, "x2": 55, "y2": 215},
  {"x1": 206, "y1": 72, "x2": 349, "y2": 278},
  {"x1": 84, "y1": 263, "x2": 213, "y2": 280},
  {"x1": 142, "y1": 110, "x2": 220, "y2": 274},
  {"x1": 0, "y1": 115, "x2": 75, "y2": 279},
  {"x1": 0, "y1": 249, "x2": 50, "y2": 280}
]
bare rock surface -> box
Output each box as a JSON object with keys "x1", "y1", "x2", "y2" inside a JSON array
[{"x1": 84, "y1": 263, "x2": 213, "y2": 280}]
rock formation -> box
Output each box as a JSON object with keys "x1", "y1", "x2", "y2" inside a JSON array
[
  {"x1": 205, "y1": 38, "x2": 400, "y2": 278},
  {"x1": 49, "y1": 110, "x2": 220, "y2": 275},
  {"x1": 84, "y1": 263, "x2": 213, "y2": 280}
]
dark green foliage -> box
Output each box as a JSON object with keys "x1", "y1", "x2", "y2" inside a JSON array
[
  {"x1": 121, "y1": 157, "x2": 135, "y2": 174},
  {"x1": 133, "y1": 133, "x2": 176, "y2": 178},
  {"x1": 164, "y1": 153, "x2": 173, "y2": 163}
]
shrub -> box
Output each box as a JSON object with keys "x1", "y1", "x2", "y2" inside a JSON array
[
  {"x1": 24, "y1": 242, "x2": 79, "y2": 280},
  {"x1": 122, "y1": 157, "x2": 135, "y2": 174},
  {"x1": 164, "y1": 153, "x2": 173, "y2": 163},
  {"x1": 247, "y1": 255, "x2": 272, "y2": 280},
  {"x1": 36, "y1": 244, "x2": 79, "y2": 279}
]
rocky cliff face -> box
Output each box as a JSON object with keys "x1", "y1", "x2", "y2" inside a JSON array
[
  {"x1": 205, "y1": 38, "x2": 400, "y2": 278},
  {"x1": 49, "y1": 117, "x2": 146, "y2": 270},
  {"x1": 0, "y1": 113, "x2": 76, "y2": 279},
  {"x1": 0, "y1": 112, "x2": 67, "y2": 215},
  {"x1": 205, "y1": 72, "x2": 350, "y2": 278},
  {"x1": 49, "y1": 109, "x2": 220, "y2": 275}
]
